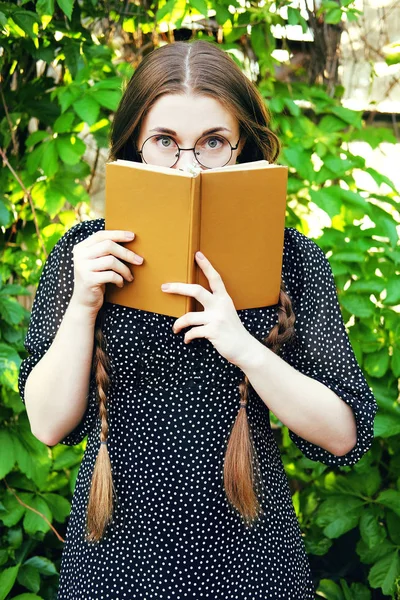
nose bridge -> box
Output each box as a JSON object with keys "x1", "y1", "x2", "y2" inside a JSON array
[{"x1": 175, "y1": 146, "x2": 197, "y2": 167}]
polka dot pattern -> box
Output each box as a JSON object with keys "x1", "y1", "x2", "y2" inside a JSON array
[{"x1": 18, "y1": 218, "x2": 377, "y2": 599}]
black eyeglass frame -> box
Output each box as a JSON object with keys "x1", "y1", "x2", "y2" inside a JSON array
[{"x1": 136, "y1": 133, "x2": 241, "y2": 169}]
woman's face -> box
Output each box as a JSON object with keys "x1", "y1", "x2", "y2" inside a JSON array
[{"x1": 136, "y1": 93, "x2": 245, "y2": 171}]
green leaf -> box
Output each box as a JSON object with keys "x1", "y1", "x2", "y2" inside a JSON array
[
  {"x1": 359, "y1": 511, "x2": 386, "y2": 549},
  {"x1": 56, "y1": 136, "x2": 86, "y2": 165},
  {"x1": 331, "y1": 106, "x2": 362, "y2": 128},
  {"x1": 23, "y1": 556, "x2": 57, "y2": 576},
  {"x1": 11, "y1": 594, "x2": 45, "y2": 599},
  {"x1": 377, "y1": 490, "x2": 400, "y2": 517},
  {"x1": 0, "y1": 296, "x2": 26, "y2": 325},
  {"x1": 90, "y1": 89, "x2": 121, "y2": 111},
  {"x1": 0, "y1": 565, "x2": 20, "y2": 600},
  {"x1": 23, "y1": 496, "x2": 52, "y2": 535},
  {"x1": 0, "y1": 430, "x2": 15, "y2": 479},
  {"x1": 383, "y1": 278, "x2": 400, "y2": 305},
  {"x1": 73, "y1": 96, "x2": 100, "y2": 125},
  {"x1": 0, "y1": 342, "x2": 21, "y2": 390},
  {"x1": 16, "y1": 564, "x2": 41, "y2": 594},
  {"x1": 0, "y1": 493, "x2": 25, "y2": 528},
  {"x1": 325, "y1": 7, "x2": 343, "y2": 23},
  {"x1": 36, "y1": 0, "x2": 55, "y2": 19},
  {"x1": 364, "y1": 349, "x2": 390, "y2": 378},
  {"x1": 156, "y1": 0, "x2": 177, "y2": 21},
  {"x1": 340, "y1": 294, "x2": 374, "y2": 318},
  {"x1": 41, "y1": 493, "x2": 70, "y2": 522},
  {"x1": 368, "y1": 549, "x2": 400, "y2": 596},
  {"x1": 25, "y1": 130, "x2": 50, "y2": 148},
  {"x1": 13, "y1": 593, "x2": 43, "y2": 600},
  {"x1": 188, "y1": 0, "x2": 208, "y2": 16},
  {"x1": 317, "y1": 578, "x2": 344, "y2": 600},
  {"x1": 357, "y1": 537, "x2": 395, "y2": 564},
  {"x1": 53, "y1": 112, "x2": 75, "y2": 133},
  {"x1": 374, "y1": 413, "x2": 400, "y2": 438},
  {"x1": 392, "y1": 348, "x2": 400, "y2": 378},
  {"x1": 40, "y1": 140, "x2": 59, "y2": 177},
  {"x1": 12, "y1": 10, "x2": 39, "y2": 39},
  {"x1": 56, "y1": 0, "x2": 75, "y2": 20},
  {"x1": 315, "y1": 495, "x2": 364, "y2": 538}
]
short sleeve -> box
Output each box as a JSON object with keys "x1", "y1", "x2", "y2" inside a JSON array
[
  {"x1": 18, "y1": 218, "x2": 106, "y2": 446},
  {"x1": 279, "y1": 227, "x2": 378, "y2": 467}
]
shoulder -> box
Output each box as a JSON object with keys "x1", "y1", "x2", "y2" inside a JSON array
[
  {"x1": 50, "y1": 218, "x2": 106, "y2": 256},
  {"x1": 283, "y1": 227, "x2": 326, "y2": 262},
  {"x1": 282, "y1": 227, "x2": 333, "y2": 304},
  {"x1": 283, "y1": 227, "x2": 330, "y2": 274}
]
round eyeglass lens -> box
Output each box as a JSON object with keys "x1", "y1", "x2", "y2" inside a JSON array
[{"x1": 140, "y1": 135, "x2": 233, "y2": 168}]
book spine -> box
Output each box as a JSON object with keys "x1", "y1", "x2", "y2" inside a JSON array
[{"x1": 187, "y1": 175, "x2": 201, "y2": 313}]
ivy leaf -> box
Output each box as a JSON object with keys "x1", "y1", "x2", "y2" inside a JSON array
[{"x1": 56, "y1": 0, "x2": 75, "y2": 20}]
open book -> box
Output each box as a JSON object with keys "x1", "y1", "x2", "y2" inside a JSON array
[{"x1": 104, "y1": 159, "x2": 288, "y2": 318}]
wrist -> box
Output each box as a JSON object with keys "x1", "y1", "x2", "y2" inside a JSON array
[
  {"x1": 231, "y1": 332, "x2": 267, "y2": 373},
  {"x1": 67, "y1": 296, "x2": 99, "y2": 328}
]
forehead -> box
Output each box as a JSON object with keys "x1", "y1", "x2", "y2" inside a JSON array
[{"x1": 140, "y1": 93, "x2": 238, "y2": 135}]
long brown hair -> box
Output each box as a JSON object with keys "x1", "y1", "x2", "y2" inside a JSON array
[{"x1": 85, "y1": 40, "x2": 296, "y2": 543}]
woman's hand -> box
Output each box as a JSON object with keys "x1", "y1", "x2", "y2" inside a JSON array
[
  {"x1": 71, "y1": 229, "x2": 144, "y2": 316},
  {"x1": 161, "y1": 251, "x2": 253, "y2": 366}
]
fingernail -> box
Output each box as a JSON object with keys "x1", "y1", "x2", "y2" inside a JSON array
[
  {"x1": 125, "y1": 232, "x2": 135, "y2": 239},
  {"x1": 196, "y1": 251, "x2": 205, "y2": 259},
  {"x1": 161, "y1": 283, "x2": 170, "y2": 290}
]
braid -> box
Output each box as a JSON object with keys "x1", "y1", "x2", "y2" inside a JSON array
[
  {"x1": 85, "y1": 303, "x2": 116, "y2": 543},
  {"x1": 84, "y1": 280, "x2": 296, "y2": 541},
  {"x1": 223, "y1": 278, "x2": 296, "y2": 524}
]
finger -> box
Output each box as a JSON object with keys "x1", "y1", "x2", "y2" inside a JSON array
[
  {"x1": 84, "y1": 238, "x2": 143, "y2": 265},
  {"x1": 89, "y1": 255, "x2": 134, "y2": 282},
  {"x1": 161, "y1": 282, "x2": 212, "y2": 307},
  {"x1": 195, "y1": 252, "x2": 226, "y2": 295},
  {"x1": 173, "y1": 311, "x2": 207, "y2": 334},
  {"x1": 183, "y1": 325, "x2": 208, "y2": 344},
  {"x1": 81, "y1": 229, "x2": 136, "y2": 248},
  {"x1": 89, "y1": 270, "x2": 125, "y2": 288}
]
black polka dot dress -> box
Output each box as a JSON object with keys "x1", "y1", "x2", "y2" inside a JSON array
[{"x1": 18, "y1": 218, "x2": 378, "y2": 600}]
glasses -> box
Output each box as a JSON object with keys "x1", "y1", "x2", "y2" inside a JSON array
[{"x1": 137, "y1": 133, "x2": 241, "y2": 169}]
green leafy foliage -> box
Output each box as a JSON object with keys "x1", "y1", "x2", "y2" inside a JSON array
[{"x1": 0, "y1": 0, "x2": 399, "y2": 598}]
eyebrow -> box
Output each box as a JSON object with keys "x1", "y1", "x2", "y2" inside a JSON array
[{"x1": 149, "y1": 126, "x2": 232, "y2": 136}]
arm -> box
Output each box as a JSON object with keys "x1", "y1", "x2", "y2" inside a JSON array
[
  {"x1": 235, "y1": 334, "x2": 357, "y2": 456},
  {"x1": 24, "y1": 299, "x2": 97, "y2": 446}
]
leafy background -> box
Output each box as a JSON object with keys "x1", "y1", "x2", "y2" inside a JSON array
[{"x1": 0, "y1": 0, "x2": 399, "y2": 598}]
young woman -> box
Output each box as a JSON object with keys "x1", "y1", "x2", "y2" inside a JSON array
[{"x1": 19, "y1": 40, "x2": 377, "y2": 599}]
